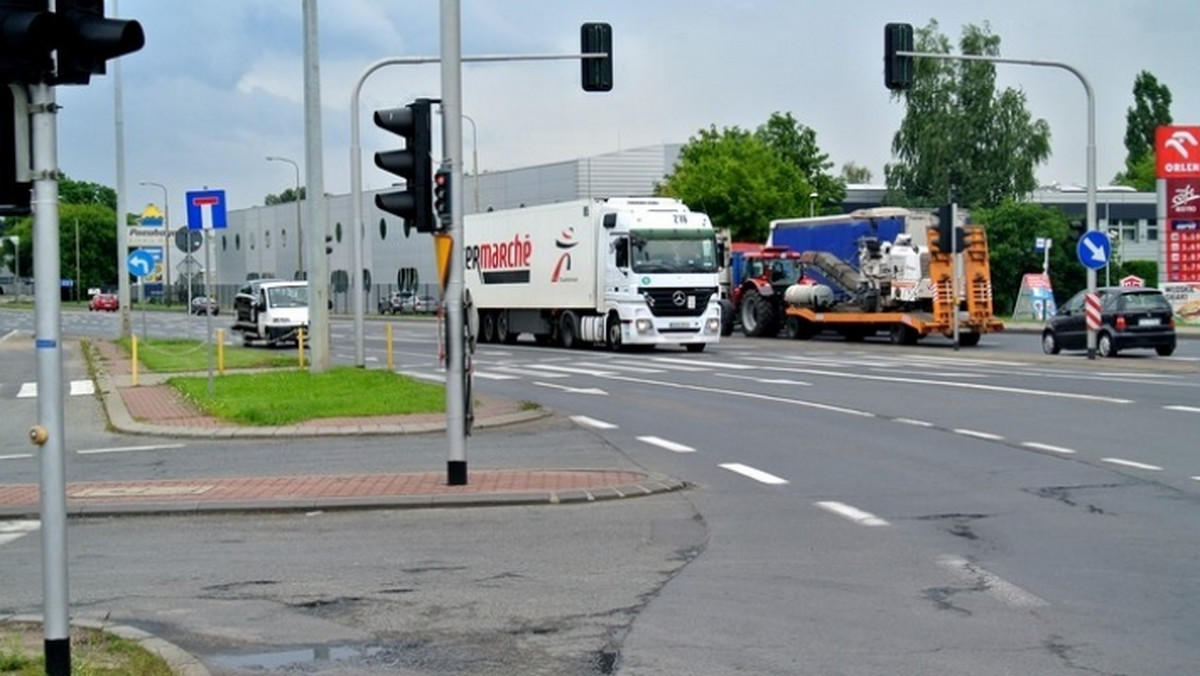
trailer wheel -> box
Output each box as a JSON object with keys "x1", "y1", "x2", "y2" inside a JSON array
[
  {"x1": 558, "y1": 312, "x2": 578, "y2": 349},
  {"x1": 958, "y1": 332, "x2": 981, "y2": 347},
  {"x1": 496, "y1": 311, "x2": 517, "y2": 344},
  {"x1": 740, "y1": 289, "x2": 779, "y2": 337},
  {"x1": 606, "y1": 315, "x2": 623, "y2": 352},
  {"x1": 784, "y1": 316, "x2": 814, "y2": 340},
  {"x1": 890, "y1": 324, "x2": 918, "y2": 345},
  {"x1": 477, "y1": 312, "x2": 496, "y2": 343}
]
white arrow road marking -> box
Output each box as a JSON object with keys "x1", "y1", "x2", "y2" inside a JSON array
[
  {"x1": 937, "y1": 555, "x2": 1048, "y2": 608},
  {"x1": 569, "y1": 415, "x2": 618, "y2": 430},
  {"x1": 637, "y1": 436, "x2": 695, "y2": 453},
  {"x1": 533, "y1": 381, "x2": 608, "y2": 396},
  {"x1": 816, "y1": 501, "x2": 888, "y2": 526},
  {"x1": 720, "y1": 463, "x2": 789, "y2": 485},
  {"x1": 0, "y1": 520, "x2": 40, "y2": 547}
]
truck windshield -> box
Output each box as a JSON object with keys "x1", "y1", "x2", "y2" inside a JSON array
[
  {"x1": 266, "y1": 285, "x2": 309, "y2": 308},
  {"x1": 629, "y1": 229, "x2": 718, "y2": 274}
]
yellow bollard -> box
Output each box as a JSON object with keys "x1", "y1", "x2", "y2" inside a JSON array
[
  {"x1": 298, "y1": 328, "x2": 306, "y2": 369},
  {"x1": 386, "y1": 323, "x2": 394, "y2": 371},
  {"x1": 217, "y1": 329, "x2": 225, "y2": 374},
  {"x1": 131, "y1": 334, "x2": 138, "y2": 387}
]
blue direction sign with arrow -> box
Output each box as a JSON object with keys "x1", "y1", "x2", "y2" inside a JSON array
[
  {"x1": 1076, "y1": 230, "x2": 1111, "y2": 270},
  {"x1": 127, "y1": 249, "x2": 157, "y2": 278}
]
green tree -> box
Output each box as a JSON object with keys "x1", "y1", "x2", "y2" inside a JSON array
[
  {"x1": 656, "y1": 125, "x2": 809, "y2": 242},
  {"x1": 1113, "y1": 71, "x2": 1172, "y2": 191},
  {"x1": 886, "y1": 20, "x2": 1051, "y2": 209},
  {"x1": 59, "y1": 176, "x2": 118, "y2": 211},
  {"x1": 265, "y1": 187, "x2": 306, "y2": 205},
  {"x1": 754, "y1": 112, "x2": 845, "y2": 215},
  {"x1": 5, "y1": 202, "x2": 117, "y2": 294},
  {"x1": 972, "y1": 201, "x2": 1082, "y2": 314},
  {"x1": 840, "y1": 162, "x2": 873, "y2": 184}
]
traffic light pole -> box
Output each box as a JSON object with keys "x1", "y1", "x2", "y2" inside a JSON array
[
  {"x1": 302, "y1": 0, "x2": 331, "y2": 372},
  {"x1": 896, "y1": 49, "x2": 1097, "y2": 358},
  {"x1": 29, "y1": 80, "x2": 71, "y2": 676}
]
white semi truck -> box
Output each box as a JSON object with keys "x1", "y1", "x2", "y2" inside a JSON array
[{"x1": 464, "y1": 197, "x2": 723, "y2": 352}]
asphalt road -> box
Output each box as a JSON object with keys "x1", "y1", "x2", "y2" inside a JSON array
[{"x1": 3, "y1": 309, "x2": 1200, "y2": 674}]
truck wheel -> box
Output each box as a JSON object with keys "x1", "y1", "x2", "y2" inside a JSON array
[
  {"x1": 606, "y1": 315, "x2": 623, "y2": 352},
  {"x1": 559, "y1": 312, "x2": 578, "y2": 349},
  {"x1": 958, "y1": 332, "x2": 981, "y2": 347},
  {"x1": 719, "y1": 299, "x2": 735, "y2": 337},
  {"x1": 890, "y1": 324, "x2": 918, "y2": 345},
  {"x1": 740, "y1": 289, "x2": 779, "y2": 337},
  {"x1": 685, "y1": 343, "x2": 706, "y2": 353}
]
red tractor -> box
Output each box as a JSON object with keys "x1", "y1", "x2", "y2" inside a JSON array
[{"x1": 720, "y1": 245, "x2": 808, "y2": 337}]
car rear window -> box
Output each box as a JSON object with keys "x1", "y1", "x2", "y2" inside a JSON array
[{"x1": 1121, "y1": 292, "x2": 1171, "y2": 311}]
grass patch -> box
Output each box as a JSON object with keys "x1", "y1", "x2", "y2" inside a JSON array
[
  {"x1": 118, "y1": 337, "x2": 298, "y2": 372},
  {"x1": 170, "y1": 367, "x2": 445, "y2": 425},
  {"x1": 0, "y1": 623, "x2": 174, "y2": 675}
]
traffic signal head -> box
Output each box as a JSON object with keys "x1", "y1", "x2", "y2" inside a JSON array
[
  {"x1": 580, "y1": 22, "x2": 612, "y2": 92},
  {"x1": 884, "y1": 22, "x2": 914, "y2": 91},
  {"x1": 0, "y1": 1, "x2": 57, "y2": 82},
  {"x1": 54, "y1": 0, "x2": 144, "y2": 85},
  {"x1": 374, "y1": 98, "x2": 434, "y2": 233},
  {"x1": 433, "y1": 166, "x2": 450, "y2": 231}
]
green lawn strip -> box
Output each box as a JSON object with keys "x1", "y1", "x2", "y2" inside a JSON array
[
  {"x1": 0, "y1": 623, "x2": 173, "y2": 676},
  {"x1": 118, "y1": 337, "x2": 297, "y2": 372},
  {"x1": 170, "y1": 367, "x2": 445, "y2": 425}
]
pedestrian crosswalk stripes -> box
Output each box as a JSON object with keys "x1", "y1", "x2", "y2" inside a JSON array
[
  {"x1": 9, "y1": 380, "x2": 96, "y2": 399},
  {"x1": 0, "y1": 520, "x2": 40, "y2": 547}
]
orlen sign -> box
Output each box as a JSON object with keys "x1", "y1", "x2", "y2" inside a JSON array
[{"x1": 1157, "y1": 125, "x2": 1200, "y2": 178}]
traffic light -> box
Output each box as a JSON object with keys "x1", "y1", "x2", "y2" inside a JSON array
[
  {"x1": 934, "y1": 203, "x2": 966, "y2": 253},
  {"x1": 884, "y1": 22, "x2": 914, "y2": 91},
  {"x1": 0, "y1": 83, "x2": 31, "y2": 215},
  {"x1": 580, "y1": 22, "x2": 612, "y2": 92},
  {"x1": 54, "y1": 0, "x2": 143, "y2": 85},
  {"x1": 374, "y1": 98, "x2": 434, "y2": 234},
  {"x1": 0, "y1": 1, "x2": 56, "y2": 82},
  {"x1": 433, "y1": 165, "x2": 450, "y2": 231}
]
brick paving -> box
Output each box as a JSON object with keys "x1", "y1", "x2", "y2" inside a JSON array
[{"x1": 0, "y1": 337, "x2": 685, "y2": 516}]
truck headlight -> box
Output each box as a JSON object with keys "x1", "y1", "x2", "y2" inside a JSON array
[
  {"x1": 706, "y1": 317, "x2": 721, "y2": 333},
  {"x1": 635, "y1": 318, "x2": 653, "y2": 333}
]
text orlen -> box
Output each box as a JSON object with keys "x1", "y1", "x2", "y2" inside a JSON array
[{"x1": 1163, "y1": 162, "x2": 1200, "y2": 175}]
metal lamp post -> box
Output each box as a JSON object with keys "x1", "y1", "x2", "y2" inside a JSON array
[
  {"x1": 809, "y1": 192, "x2": 817, "y2": 218},
  {"x1": 266, "y1": 155, "x2": 304, "y2": 278},
  {"x1": 4, "y1": 236, "x2": 17, "y2": 303},
  {"x1": 436, "y1": 110, "x2": 479, "y2": 213},
  {"x1": 139, "y1": 181, "x2": 170, "y2": 304}
]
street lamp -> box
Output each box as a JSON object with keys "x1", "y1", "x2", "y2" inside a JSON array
[
  {"x1": 809, "y1": 191, "x2": 818, "y2": 218},
  {"x1": 437, "y1": 110, "x2": 479, "y2": 213},
  {"x1": 266, "y1": 155, "x2": 304, "y2": 278},
  {"x1": 139, "y1": 181, "x2": 170, "y2": 305}
]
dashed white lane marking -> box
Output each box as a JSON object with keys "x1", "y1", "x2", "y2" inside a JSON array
[
  {"x1": 76, "y1": 443, "x2": 187, "y2": 456},
  {"x1": 1165, "y1": 405, "x2": 1200, "y2": 413},
  {"x1": 652, "y1": 357, "x2": 754, "y2": 370},
  {"x1": 570, "y1": 415, "x2": 618, "y2": 430},
  {"x1": 470, "y1": 371, "x2": 520, "y2": 380},
  {"x1": 637, "y1": 436, "x2": 695, "y2": 453},
  {"x1": 0, "y1": 520, "x2": 40, "y2": 547},
  {"x1": 0, "y1": 454, "x2": 33, "y2": 461},
  {"x1": 954, "y1": 428, "x2": 1005, "y2": 441},
  {"x1": 895, "y1": 418, "x2": 934, "y2": 427},
  {"x1": 937, "y1": 555, "x2": 1048, "y2": 608},
  {"x1": 1101, "y1": 457, "x2": 1163, "y2": 471},
  {"x1": 816, "y1": 501, "x2": 888, "y2": 526},
  {"x1": 1021, "y1": 441, "x2": 1077, "y2": 455},
  {"x1": 720, "y1": 463, "x2": 789, "y2": 485}
]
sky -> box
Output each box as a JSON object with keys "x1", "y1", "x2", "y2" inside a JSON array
[{"x1": 52, "y1": 0, "x2": 1200, "y2": 215}]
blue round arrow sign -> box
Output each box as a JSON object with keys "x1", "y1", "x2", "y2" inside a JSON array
[
  {"x1": 127, "y1": 249, "x2": 157, "y2": 278},
  {"x1": 1076, "y1": 230, "x2": 1111, "y2": 271}
]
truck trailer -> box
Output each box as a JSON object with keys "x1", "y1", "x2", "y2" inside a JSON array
[{"x1": 464, "y1": 197, "x2": 723, "y2": 352}]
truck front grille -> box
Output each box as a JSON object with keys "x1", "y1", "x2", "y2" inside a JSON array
[{"x1": 638, "y1": 287, "x2": 715, "y2": 318}]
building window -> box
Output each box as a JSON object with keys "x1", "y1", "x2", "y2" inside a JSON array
[
  {"x1": 335, "y1": 221, "x2": 343, "y2": 243},
  {"x1": 379, "y1": 218, "x2": 387, "y2": 241},
  {"x1": 265, "y1": 230, "x2": 271, "y2": 249},
  {"x1": 1146, "y1": 218, "x2": 1158, "y2": 241},
  {"x1": 1118, "y1": 219, "x2": 1138, "y2": 243}
]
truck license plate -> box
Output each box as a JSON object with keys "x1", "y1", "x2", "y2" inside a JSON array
[{"x1": 670, "y1": 321, "x2": 690, "y2": 329}]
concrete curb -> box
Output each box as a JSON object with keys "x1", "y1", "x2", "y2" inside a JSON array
[{"x1": 0, "y1": 614, "x2": 211, "y2": 676}]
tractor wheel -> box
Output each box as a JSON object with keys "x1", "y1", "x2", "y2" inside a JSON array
[
  {"x1": 740, "y1": 289, "x2": 780, "y2": 337},
  {"x1": 558, "y1": 312, "x2": 578, "y2": 349},
  {"x1": 606, "y1": 314, "x2": 624, "y2": 352}
]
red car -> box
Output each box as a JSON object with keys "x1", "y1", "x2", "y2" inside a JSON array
[{"x1": 89, "y1": 293, "x2": 119, "y2": 312}]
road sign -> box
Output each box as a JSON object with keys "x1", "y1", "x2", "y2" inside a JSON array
[
  {"x1": 175, "y1": 226, "x2": 203, "y2": 253},
  {"x1": 1085, "y1": 292, "x2": 1101, "y2": 332},
  {"x1": 127, "y1": 249, "x2": 157, "y2": 278},
  {"x1": 1076, "y1": 230, "x2": 1111, "y2": 270},
  {"x1": 186, "y1": 189, "x2": 228, "y2": 230}
]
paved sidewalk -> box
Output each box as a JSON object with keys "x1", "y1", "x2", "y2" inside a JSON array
[{"x1": 0, "y1": 338, "x2": 685, "y2": 518}]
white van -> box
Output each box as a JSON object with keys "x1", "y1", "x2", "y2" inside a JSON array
[{"x1": 231, "y1": 279, "x2": 310, "y2": 346}]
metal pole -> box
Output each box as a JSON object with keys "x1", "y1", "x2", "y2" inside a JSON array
[
  {"x1": 114, "y1": 20, "x2": 131, "y2": 338},
  {"x1": 463, "y1": 113, "x2": 478, "y2": 212},
  {"x1": 11, "y1": 236, "x2": 18, "y2": 304},
  {"x1": 30, "y1": 80, "x2": 71, "y2": 676},
  {"x1": 302, "y1": 0, "x2": 330, "y2": 372},
  {"x1": 441, "y1": 0, "x2": 468, "y2": 485},
  {"x1": 267, "y1": 156, "x2": 303, "y2": 278},
  {"x1": 74, "y1": 222, "x2": 79, "y2": 301},
  {"x1": 140, "y1": 181, "x2": 169, "y2": 305},
  {"x1": 898, "y1": 49, "x2": 1096, "y2": 358}
]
